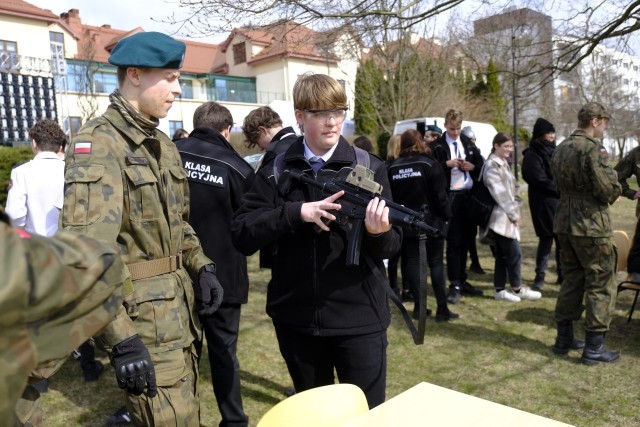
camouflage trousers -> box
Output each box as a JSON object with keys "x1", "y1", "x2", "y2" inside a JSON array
[
  {"x1": 126, "y1": 345, "x2": 199, "y2": 427},
  {"x1": 555, "y1": 234, "x2": 617, "y2": 331}
]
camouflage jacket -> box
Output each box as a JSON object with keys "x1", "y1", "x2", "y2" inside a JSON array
[
  {"x1": 62, "y1": 104, "x2": 210, "y2": 352},
  {"x1": 614, "y1": 145, "x2": 640, "y2": 216},
  {"x1": 0, "y1": 211, "x2": 125, "y2": 422},
  {"x1": 551, "y1": 129, "x2": 621, "y2": 237}
]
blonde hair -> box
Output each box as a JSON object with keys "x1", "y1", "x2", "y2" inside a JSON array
[
  {"x1": 387, "y1": 134, "x2": 401, "y2": 160},
  {"x1": 293, "y1": 73, "x2": 347, "y2": 111},
  {"x1": 444, "y1": 109, "x2": 463, "y2": 127}
]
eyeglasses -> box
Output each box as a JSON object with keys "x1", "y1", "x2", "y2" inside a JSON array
[{"x1": 304, "y1": 108, "x2": 348, "y2": 124}]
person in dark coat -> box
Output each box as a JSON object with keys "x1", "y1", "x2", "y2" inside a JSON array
[
  {"x1": 432, "y1": 109, "x2": 485, "y2": 304},
  {"x1": 242, "y1": 106, "x2": 298, "y2": 169},
  {"x1": 176, "y1": 102, "x2": 255, "y2": 427},
  {"x1": 522, "y1": 117, "x2": 562, "y2": 291},
  {"x1": 232, "y1": 73, "x2": 401, "y2": 408},
  {"x1": 388, "y1": 129, "x2": 457, "y2": 321}
]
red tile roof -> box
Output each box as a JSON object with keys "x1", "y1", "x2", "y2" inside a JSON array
[
  {"x1": 1, "y1": 0, "x2": 58, "y2": 21},
  {"x1": 215, "y1": 21, "x2": 340, "y2": 73},
  {"x1": 60, "y1": 9, "x2": 218, "y2": 74}
]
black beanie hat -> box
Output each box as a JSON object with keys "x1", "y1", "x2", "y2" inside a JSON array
[{"x1": 532, "y1": 118, "x2": 555, "y2": 141}]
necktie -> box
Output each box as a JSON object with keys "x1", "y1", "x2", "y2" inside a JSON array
[
  {"x1": 452, "y1": 141, "x2": 468, "y2": 179},
  {"x1": 310, "y1": 156, "x2": 325, "y2": 172}
]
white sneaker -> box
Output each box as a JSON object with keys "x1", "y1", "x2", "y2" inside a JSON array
[
  {"x1": 495, "y1": 289, "x2": 521, "y2": 302},
  {"x1": 514, "y1": 286, "x2": 541, "y2": 301}
]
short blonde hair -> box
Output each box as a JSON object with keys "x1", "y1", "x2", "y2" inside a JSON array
[
  {"x1": 444, "y1": 109, "x2": 463, "y2": 127},
  {"x1": 293, "y1": 73, "x2": 347, "y2": 111}
]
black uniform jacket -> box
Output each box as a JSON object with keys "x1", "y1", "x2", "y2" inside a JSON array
[
  {"x1": 388, "y1": 153, "x2": 452, "y2": 238},
  {"x1": 231, "y1": 136, "x2": 401, "y2": 336},
  {"x1": 431, "y1": 133, "x2": 484, "y2": 192},
  {"x1": 261, "y1": 126, "x2": 299, "y2": 168},
  {"x1": 177, "y1": 128, "x2": 255, "y2": 304}
]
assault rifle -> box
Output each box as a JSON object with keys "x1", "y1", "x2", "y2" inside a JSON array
[{"x1": 287, "y1": 165, "x2": 439, "y2": 266}]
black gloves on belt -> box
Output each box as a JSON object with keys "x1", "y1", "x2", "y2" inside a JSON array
[
  {"x1": 195, "y1": 263, "x2": 224, "y2": 316},
  {"x1": 112, "y1": 334, "x2": 157, "y2": 397}
]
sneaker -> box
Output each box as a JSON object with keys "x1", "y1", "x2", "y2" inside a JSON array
[
  {"x1": 461, "y1": 281, "x2": 484, "y2": 297},
  {"x1": 532, "y1": 281, "x2": 544, "y2": 291},
  {"x1": 495, "y1": 289, "x2": 521, "y2": 302},
  {"x1": 447, "y1": 286, "x2": 461, "y2": 304},
  {"x1": 106, "y1": 406, "x2": 132, "y2": 426},
  {"x1": 514, "y1": 286, "x2": 542, "y2": 301}
]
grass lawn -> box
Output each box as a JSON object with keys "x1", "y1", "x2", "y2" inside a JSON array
[{"x1": 40, "y1": 191, "x2": 640, "y2": 426}]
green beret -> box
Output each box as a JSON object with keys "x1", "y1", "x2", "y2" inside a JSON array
[
  {"x1": 109, "y1": 32, "x2": 185, "y2": 69},
  {"x1": 578, "y1": 102, "x2": 611, "y2": 122}
]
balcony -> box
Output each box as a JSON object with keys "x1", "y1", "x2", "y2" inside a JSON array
[{"x1": 0, "y1": 52, "x2": 53, "y2": 75}]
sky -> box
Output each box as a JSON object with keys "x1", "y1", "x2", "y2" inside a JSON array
[{"x1": 27, "y1": 0, "x2": 226, "y2": 43}]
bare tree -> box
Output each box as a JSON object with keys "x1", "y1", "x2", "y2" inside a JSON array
[{"x1": 75, "y1": 37, "x2": 100, "y2": 122}]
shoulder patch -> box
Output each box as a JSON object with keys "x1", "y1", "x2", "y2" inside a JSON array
[{"x1": 74, "y1": 141, "x2": 92, "y2": 155}]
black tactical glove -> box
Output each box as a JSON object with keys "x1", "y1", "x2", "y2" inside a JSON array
[
  {"x1": 195, "y1": 263, "x2": 224, "y2": 316},
  {"x1": 112, "y1": 335, "x2": 157, "y2": 397}
]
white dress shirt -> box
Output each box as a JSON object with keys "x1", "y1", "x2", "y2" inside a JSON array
[{"x1": 5, "y1": 151, "x2": 65, "y2": 236}]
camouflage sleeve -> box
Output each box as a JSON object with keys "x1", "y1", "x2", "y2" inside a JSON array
[
  {"x1": 0, "y1": 219, "x2": 125, "y2": 420},
  {"x1": 614, "y1": 149, "x2": 636, "y2": 200},
  {"x1": 61, "y1": 127, "x2": 124, "y2": 244},
  {"x1": 590, "y1": 143, "x2": 622, "y2": 205}
]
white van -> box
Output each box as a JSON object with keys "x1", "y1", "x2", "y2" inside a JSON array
[{"x1": 393, "y1": 117, "x2": 498, "y2": 158}]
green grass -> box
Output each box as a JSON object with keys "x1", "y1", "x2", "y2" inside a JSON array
[{"x1": 39, "y1": 192, "x2": 640, "y2": 427}]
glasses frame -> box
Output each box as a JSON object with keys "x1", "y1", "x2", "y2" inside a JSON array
[{"x1": 303, "y1": 108, "x2": 348, "y2": 124}]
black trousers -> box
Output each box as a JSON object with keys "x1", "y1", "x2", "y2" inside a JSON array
[
  {"x1": 200, "y1": 304, "x2": 248, "y2": 427},
  {"x1": 274, "y1": 325, "x2": 387, "y2": 408},
  {"x1": 629, "y1": 218, "x2": 640, "y2": 273},
  {"x1": 446, "y1": 190, "x2": 474, "y2": 286}
]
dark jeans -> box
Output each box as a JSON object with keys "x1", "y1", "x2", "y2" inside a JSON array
[
  {"x1": 629, "y1": 218, "x2": 640, "y2": 273},
  {"x1": 199, "y1": 304, "x2": 248, "y2": 427},
  {"x1": 535, "y1": 235, "x2": 562, "y2": 279},
  {"x1": 446, "y1": 190, "x2": 475, "y2": 286},
  {"x1": 492, "y1": 234, "x2": 522, "y2": 290},
  {"x1": 274, "y1": 326, "x2": 387, "y2": 408},
  {"x1": 400, "y1": 235, "x2": 448, "y2": 309}
]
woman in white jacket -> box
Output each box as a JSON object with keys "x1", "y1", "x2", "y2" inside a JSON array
[{"x1": 482, "y1": 132, "x2": 541, "y2": 302}]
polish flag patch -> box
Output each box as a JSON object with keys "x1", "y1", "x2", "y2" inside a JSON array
[{"x1": 74, "y1": 141, "x2": 92, "y2": 154}]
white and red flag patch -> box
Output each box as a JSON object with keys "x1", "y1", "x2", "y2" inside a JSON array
[{"x1": 74, "y1": 141, "x2": 92, "y2": 154}]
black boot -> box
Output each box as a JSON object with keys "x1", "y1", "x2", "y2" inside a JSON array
[
  {"x1": 552, "y1": 320, "x2": 585, "y2": 355},
  {"x1": 581, "y1": 331, "x2": 620, "y2": 365}
]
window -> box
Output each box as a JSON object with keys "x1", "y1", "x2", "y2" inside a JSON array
[
  {"x1": 93, "y1": 71, "x2": 117, "y2": 94},
  {"x1": 69, "y1": 116, "x2": 82, "y2": 137},
  {"x1": 634, "y1": 65, "x2": 639, "y2": 72},
  {"x1": 233, "y1": 42, "x2": 246, "y2": 65},
  {"x1": 624, "y1": 62, "x2": 630, "y2": 69},
  {"x1": 0, "y1": 40, "x2": 19, "y2": 71},
  {"x1": 624, "y1": 78, "x2": 629, "y2": 85},
  {"x1": 169, "y1": 121, "x2": 183, "y2": 137},
  {"x1": 180, "y1": 80, "x2": 194, "y2": 99},
  {"x1": 210, "y1": 77, "x2": 256, "y2": 103}
]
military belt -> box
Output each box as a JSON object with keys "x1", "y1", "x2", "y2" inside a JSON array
[{"x1": 127, "y1": 253, "x2": 183, "y2": 281}]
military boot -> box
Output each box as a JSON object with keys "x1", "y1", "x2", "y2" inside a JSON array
[
  {"x1": 581, "y1": 331, "x2": 620, "y2": 365},
  {"x1": 552, "y1": 320, "x2": 585, "y2": 355}
]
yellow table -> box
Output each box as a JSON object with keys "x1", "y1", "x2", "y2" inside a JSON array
[{"x1": 343, "y1": 382, "x2": 574, "y2": 427}]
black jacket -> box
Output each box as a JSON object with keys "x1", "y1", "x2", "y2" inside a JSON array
[
  {"x1": 522, "y1": 138, "x2": 558, "y2": 237},
  {"x1": 260, "y1": 126, "x2": 299, "y2": 169},
  {"x1": 232, "y1": 136, "x2": 401, "y2": 336},
  {"x1": 431, "y1": 133, "x2": 484, "y2": 192},
  {"x1": 388, "y1": 153, "x2": 452, "y2": 238},
  {"x1": 176, "y1": 128, "x2": 255, "y2": 304}
]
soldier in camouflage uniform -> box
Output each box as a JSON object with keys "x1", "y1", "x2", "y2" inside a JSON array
[
  {"x1": 0, "y1": 208, "x2": 127, "y2": 424},
  {"x1": 550, "y1": 102, "x2": 621, "y2": 365},
  {"x1": 61, "y1": 32, "x2": 223, "y2": 426},
  {"x1": 614, "y1": 145, "x2": 640, "y2": 218}
]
